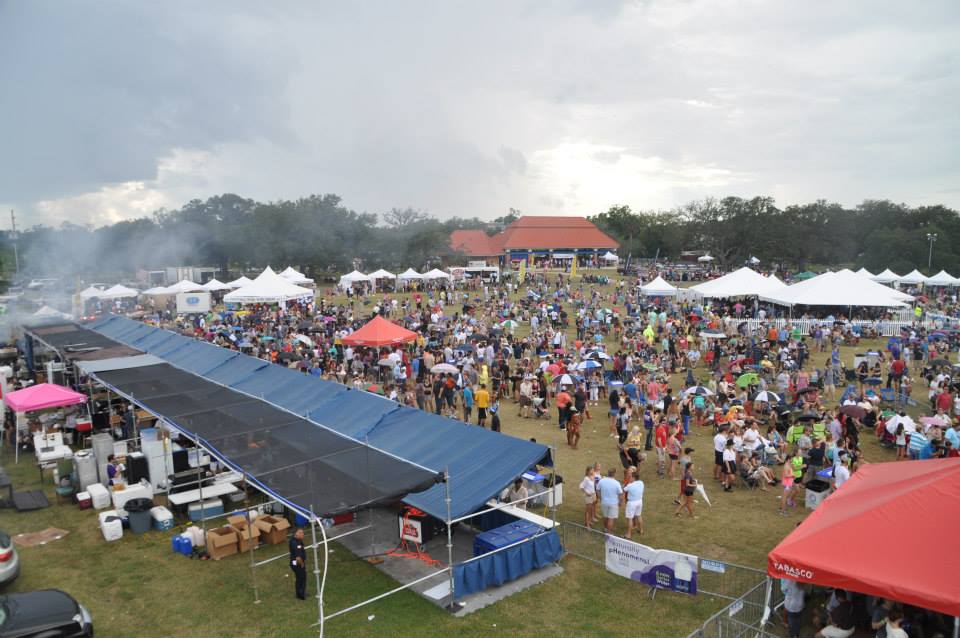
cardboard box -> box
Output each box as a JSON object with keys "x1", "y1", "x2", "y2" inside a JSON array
[
  {"x1": 228, "y1": 515, "x2": 261, "y2": 553},
  {"x1": 206, "y1": 527, "x2": 239, "y2": 560},
  {"x1": 254, "y1": 515, "x2": 291, "y2": 545}
]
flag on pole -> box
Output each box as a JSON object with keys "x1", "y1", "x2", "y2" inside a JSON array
[
  {"x1": 518, "y1": 258, "x2": 526, "y2": 283},
  {"x1": 570, "y1": 256, "x2": 578, "y2": 279}
]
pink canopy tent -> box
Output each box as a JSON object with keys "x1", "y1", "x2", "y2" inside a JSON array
[{"x1": 4, "y1": 383, "x2": 86, "y2": 412}]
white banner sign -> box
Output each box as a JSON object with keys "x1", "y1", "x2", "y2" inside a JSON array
[
  {"x1": 176, "y1": 291, "x2": 211, "y2": 314},
  {"x1": 604, "y1": 534, "x2": 698, "y2": 595}
]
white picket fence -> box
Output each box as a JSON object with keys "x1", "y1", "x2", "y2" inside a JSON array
[{"x1": 727, "y1": 317, "x2": 958, "y2": 337}]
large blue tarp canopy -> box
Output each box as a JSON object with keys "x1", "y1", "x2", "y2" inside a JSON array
[{"x1": 83, "y1": 315, "x2": 551, "y2": 520}]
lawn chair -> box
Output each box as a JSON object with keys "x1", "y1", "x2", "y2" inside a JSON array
[
  {"x1": 879, "y1": 388, "x2": 896, "y2": 404},
  {"x1": 839, "y1": 385, "x2": 858, "y2": 403},
  {"x1": 738, "y1": 464, "x2": 760, "y2": 490}
]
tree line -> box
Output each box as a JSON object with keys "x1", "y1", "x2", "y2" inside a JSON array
[
  {"x1": 9, "y1": 193, "x2": 960, "y2": 280},
  {"x1": 590, "y1": 197, "x2": 960, "y2": 274}
]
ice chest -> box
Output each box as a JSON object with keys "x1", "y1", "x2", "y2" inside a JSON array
[
  {"x1": 805, "y1": 479, "x2": 831, "y2": 510},
  {"x1": 188, "y1": 497, "x2": 224, "y2": 521},
  {"x1": 76, "y1": 491, "x2": 92, "y2": 510},
  {"x1": 206, "y1": 526, "x2": 238, "y2": 560},
  {"x1": 151, "y1": 505, "x2": 174, "y2": 531},
  {"x1": 87, "y1": 483, "x2": 111, "y2": 510},
  {"x1": 254, "y1": 515, "x2": 291, "y2": 545},
  {"x1": 98, "y1": 510, "x2": 123, "y2": 542}
]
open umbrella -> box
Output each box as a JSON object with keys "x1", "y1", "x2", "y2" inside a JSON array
[
  {"x1": 797, "y1": 413, "x2": 820, "y2": 422},
  {"x1": 885, "y1": 414, "x2": 916, "y2": 435},
  {"x1": 684, "y1": 386, "x2": 714, "y2": 397},
  {"x1": 736, "y1": 372, "x2": 760, "y2": 388},
  {"x1": 864, "y1": 377, "x2": 883, "y2": 386},
  {"x1": 753, "y1": 390, "x2": 780, "y2": 403},
  {"x1": 920, "y1": 415, "x2": 948, "y2": 429},
  {"x1": 556, "y1": 374, "x2": 574, "y2": 386},
  {"x1": 929, "y1": 358, "x2": 951, "y2": 367},
  {"x1": 796, "y1": 387, "x2": 819, "y2": 396},
  {"x1": 642, "y1": 363, "x2": 659, "y2": 372},
  {"x1": 500, "y1": 319, "x2": 519, "y2": 329},
  {"x1": 840, "y1": 404, "x2": 867, "y2": 419},
  {"x1": 293, "y1": 334, "x2": 314, "y2": 347},
  {"x1": 431, "y1": 363, "x2": 458, "y2": 374},
  {"x1": 377, "y1": 359, "x2": 394, "y2": 367},
  {"x1": 586, "y1": 351, "x2": 612, "y2": 360},
  {"x1": 699, "y1": 331, "x2": 727, "y2": 339},
  {"x1": 575, "y1": 360, "x2": 601, "y2": 371}
]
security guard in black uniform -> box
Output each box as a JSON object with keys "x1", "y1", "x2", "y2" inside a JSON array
[{"x1": 289, "y1": 527, "x2": 307, "y2": 600}]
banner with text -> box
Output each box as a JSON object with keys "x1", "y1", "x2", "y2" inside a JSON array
[{"x1": 604, "y1": 534, "x2": 698, "y2": 595}]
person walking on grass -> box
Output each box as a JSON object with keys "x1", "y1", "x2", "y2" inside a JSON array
[
  {"x1": 674, "y1": 461, "x2": 697, "y2": 518},
  {"x1": 623, "y1": 467, "x2": 645, "y2": 539},
  {"x1": 475, "y1": 383, "x2": 490, "y2": 427},
  {"x1": 721, "y1": 438, "x2": 737, "y2": 492},
  {"x1": 597, "y1": 468, "x2": 623, "y2": 534},
  {"x1": 579, "y1": 466, "x2": 597, "y2": 528}
]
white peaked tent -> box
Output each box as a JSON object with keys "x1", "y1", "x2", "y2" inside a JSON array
[
  {"x1": 748, "y1": 256, "x2": 761, "y2": 265},
  {"x1": 397, "y1": 268, "x2": 423, "y2": 280},
  {"x1": 202, "y1": 279, "x2": 232, "y2": 291},
  {"x1": 367, "y1": 269, "x2": 396, "y2": 281},
  {"x1": 226, "y1": 276, "x2": 254, "y2": 289},
  {"x1": 79, "y1": 285, "x2": 106, "y2": 299},
  {"x1": 698, "y1": 255, "x2": 715, "y2": 262},
  {"x1": 898, "y1": 269, "x2": 927, "y2": 285},
  {"x1": 224, "y1": 266, "x2": 314, "y2": 304},
  {"x1": 872, "y1": 268, "x2": 900, "y2": 284},
  {"x1": 99, "y1": 284, "x2": 139, "y2": 299},
  {"x1": 34, "y1": 305, "x2": 71, "y2": 318},
  {"x1": 690, "y1": 267, "x2": 784, "y2": 298},
  {"x1": 602, "y1": 251, "x2": 619, "y2": 261},
  {"x1": 338, "y1": 270, "x2": 371, "y2": 288},
  {"x1": 640, "y1": 275, "x2": 677, "y2": 296},
  {"x1": 164, "y1": 280, "x2": 205, "y2": 294},
  {"x1": 422, "y1": 268, "x2": 451, "y2": 280},
  {"x1": 278, "y1": 267, "x2": 314, "y2": 285},
  {"x1": 855, "y1": 267, "x2": 875, "y2": 279},
  {"x1": 924, "y1": 270, "x2": 959, "y2": 287},
  {"x1": 759, "y1": 270, "x2": 908, "y2": 307},
  {"x1": 143, "y1": 286, "x2": 169, "y2": 295}
]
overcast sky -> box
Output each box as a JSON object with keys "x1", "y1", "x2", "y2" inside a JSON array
[{"x1": 2, "y1": 1, "x2": 959, "y2": 228}]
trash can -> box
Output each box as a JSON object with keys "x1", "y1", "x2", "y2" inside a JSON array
[
  {"x1": 126, "y1": 498, "x2": 154, "y2": 534},
  {"x1": 804, "y1": 479, "x2": 830, "y2": 510}
]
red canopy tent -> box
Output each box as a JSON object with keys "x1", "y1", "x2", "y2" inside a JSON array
[
  {"x1": 4, "y1": 383, "x2": 86, "y2": 412},
  {"x1": 341, "y1": 316, "x2": 417, "y2": 348},
  {"x1": 768, "y1": 458, "x2": 960, "y2": 617}
]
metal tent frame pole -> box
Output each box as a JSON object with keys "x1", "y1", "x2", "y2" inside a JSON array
[
  {"x1": 444, "y1": 468, "x2": 455, "y2": 609},
  {"x1": 245, "y1": 471, "x2": 260, "y2": 604},
  {"x1": 193, "y1": 432, "x2": 206, "y2": 540},
  {"x1": 309, "y1": 506, "x2": 328, "y2": 638}
]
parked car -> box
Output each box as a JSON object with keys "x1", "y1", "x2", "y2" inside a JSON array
[
  {"x1": 0, "y1": 590, "x2": 92, "y2": 637},
  {"x1": 0, "y1": 534, "x2": 17, "y2": 586}
]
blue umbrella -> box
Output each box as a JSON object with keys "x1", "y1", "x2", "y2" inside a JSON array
[
  {"x1": 575, "y1": 360, "x2": 601, "y2": 370},
  {"x1": 865, "y1": 377, "x2": 883, "y2": 386}
]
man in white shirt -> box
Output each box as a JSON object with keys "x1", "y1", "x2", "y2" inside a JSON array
[
  {"x1": 833, "y1": 452, "x2": 850, "y2": 490},
  {"x1": 579, "y1": 466, "x2": 597, "y2": 529},
  {"x1": 713, "y1": 428, "x2": 728, "y2": 481},
  {"x1": 624, "y1": 471, "x2": 645, "y2": 539},
  {"x1": 597, "y1": 469, "x2": 623, "y2": 534}
]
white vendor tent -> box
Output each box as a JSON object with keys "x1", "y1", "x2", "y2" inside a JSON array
[
  {"x1": 640, "y1": 275, "x2": 677, "y2": 296},
  {"x1": 855, "y1": 267, "x2": 875, "y2": 279},
  {"x1": 698, "y1": 255, "x2": 715, "y2": 262},
  {"x1": 142, "y1": 286, "x2": 169, "y2": 295},
  {"x1": 759, "y1": 270, "x2": 908, "y2": 307},
  {"x1": 898, "y1": 269, "x2": 926, "y2": 286},
  {"x1": 397, "y1": 268, "x2": 423, "y2": 280},
  {"x1": 368, "y1": 269, "x2": 397, "y2": 281},
  {"x1": 224, "y1": 267, "x2": 314, "y2": 304},
  {"x1": 690, "y1": 267, "x2": 784, "y2": 298},
  {"x1": 226, "y1": 276, "x2": 254, "y2": 289},
  {"x1": 202, "y1": 279, "x2": 233, "y2": 291},
  {"x1": 99, "y1": 284, "x2": 139, "y2": 299},
  {"x1": 278, "y1": 267, "x2": 314, "y2": 285},
  {"x1": 602, "y1": 252, "x2": 619, "y2": 261},
  {"x1": 872, "y1": 268, "x2": 900, "y2": 284},
  {"x1": 338, "y1": 270, "x2": 371, "y2": 288},
  {"x1": 422, "y1": 268, "x2": 451, "y2": 280},
  {"x1": 748, "y1": 256, "x2": 760, "y2": 265},
  {"x1": 34, "y1": 305, "x2": 71, "y2": 319},
  {"x1": 924, "y1": 270, "x2": 959, "y2": 287},
  {"x1": 164, "y1": 280, "x2": 206, "y2": 294},
  {"x1": 79, "y1": 285, "x2": 106, "y2": 299}
]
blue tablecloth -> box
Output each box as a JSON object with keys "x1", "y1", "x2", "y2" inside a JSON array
[
  {"x1": 473, "y1": 520, "x2": 543, "y2": 556},
  {"x1": 455, "y1": 527, "x2": 563, "y2": 599}
]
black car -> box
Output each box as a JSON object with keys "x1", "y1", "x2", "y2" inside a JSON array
[{"x1": 0, "y1": 590, "x2": 92, "y2": 638}]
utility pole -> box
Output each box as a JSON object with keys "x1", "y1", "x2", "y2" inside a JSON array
[
  {"x1": 926, "y1": 232, "x2": 938, "y2": 271},
  {"x1": 10, "y1": 209, "x2": 19, "y2": 274}
]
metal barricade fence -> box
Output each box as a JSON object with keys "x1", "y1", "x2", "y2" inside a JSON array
[
  {"x1": 686, "y1": 578, "x2": 786, "y2": 638},
  {"x1": 559, "y1": 522, "x2": 767, "y2": 601}
]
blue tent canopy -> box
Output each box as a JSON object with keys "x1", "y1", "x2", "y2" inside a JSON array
[{"x1": 84, "y1": 315, "x2": 550, "y2": 520}]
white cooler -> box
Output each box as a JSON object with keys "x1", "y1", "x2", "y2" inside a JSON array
[
  {"x1": 98, "y1": 510, "x2": 123, "y2": 542},
  {"x1": 150, "y1": 506, "x2": 174, "y2": 531},
  {"x1": 87, "y1": 483, "x2": 112, "y2": 510},
  {"x1": 111, "y1": 480, "x2": 154, "y2": 515}
]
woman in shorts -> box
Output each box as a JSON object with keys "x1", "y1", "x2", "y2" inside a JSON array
[
  {"x1": 674, "y1": 461, "x2": 697, "y2": 518},
  {"x1": 722, "y1": 439, "x2": 737, "y2": 492}
]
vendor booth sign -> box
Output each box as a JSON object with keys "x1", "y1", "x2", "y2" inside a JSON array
[
  {"x1": 604, "y1": 535, "x2": 698, "y2": 595},
  {"x1": 176, "y1": 292, "x2": 211, "y2": 314}
]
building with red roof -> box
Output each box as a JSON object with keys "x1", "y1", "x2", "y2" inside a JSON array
[{"x1": 449, "y1": 216, "x2": 619, "y2": 266}]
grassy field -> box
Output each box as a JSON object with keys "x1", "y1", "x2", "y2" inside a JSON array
[{"x1": 0, "y1": 273, "x2": 917, "y2": 637}]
